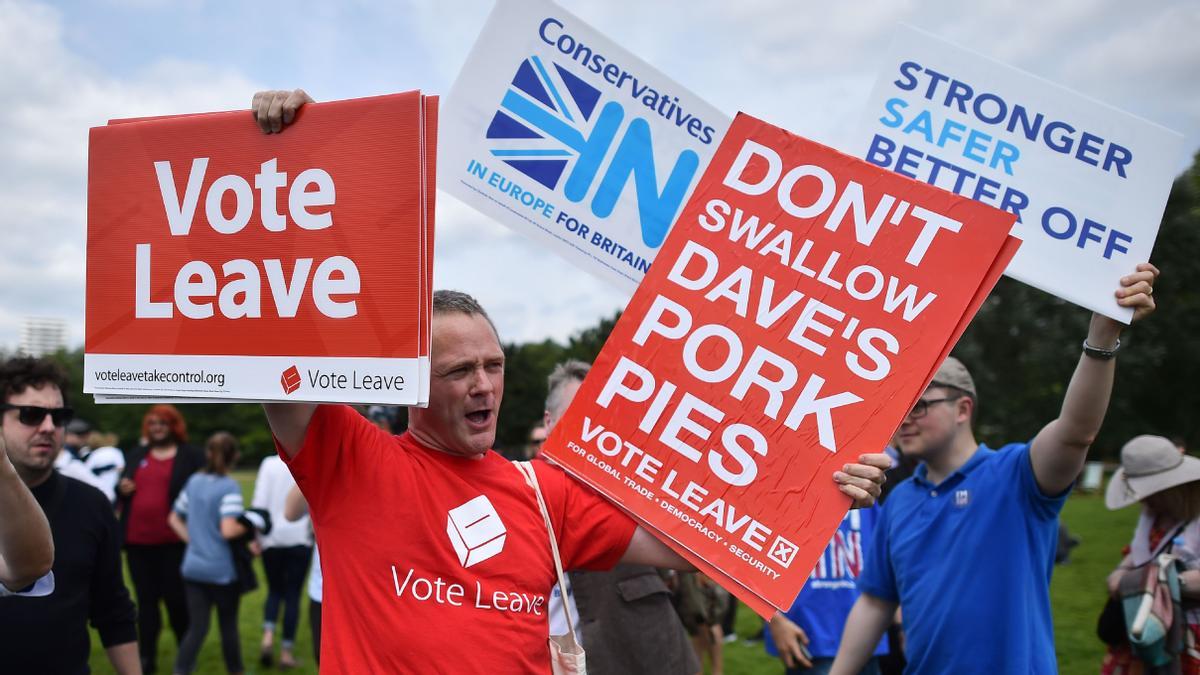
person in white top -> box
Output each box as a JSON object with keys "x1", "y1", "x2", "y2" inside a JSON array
[
  {"x1": 251, "y1": 455, "x2": 313, "y2": 669},
  {"x1": 82, "y1": 431, "x2": 126, "y2": 505}
]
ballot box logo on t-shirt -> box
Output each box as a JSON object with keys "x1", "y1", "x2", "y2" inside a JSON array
[
  {"x1": 485, "y1": 53, "x2": 701, "y2": 249},
  {"x1": 446, "y1": 495, "x2": 508, "y2": 568}
]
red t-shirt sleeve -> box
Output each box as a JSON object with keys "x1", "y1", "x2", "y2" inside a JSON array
[
  {"x1": 533, "y1": 461, "x2": 636, "y2": 572},
  {"x1": 275, "y1": 404, "x2": 392, "y2": 519}
]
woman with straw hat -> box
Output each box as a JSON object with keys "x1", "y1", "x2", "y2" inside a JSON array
[{"x1": 1102, "y1": 435, "x2": 1200, "y2": 674}]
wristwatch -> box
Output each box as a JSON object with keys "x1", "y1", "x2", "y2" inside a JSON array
[{"x1": 1082, "y1": 338, "x2": 1121, "y2": 360}]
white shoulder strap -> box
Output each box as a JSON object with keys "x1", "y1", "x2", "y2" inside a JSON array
[{"x1": 516, "y1": 461, "x2": 579, "y2": 641}]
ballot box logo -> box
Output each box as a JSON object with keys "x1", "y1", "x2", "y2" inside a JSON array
[
  {"x1": 767, "y1": 535, "x2": 799, "y2": 569},
  {"x1": 446, "y1": 495, "x2": 507, "y2": 568},
  {"x1": 486, "y1": 54, "x2": 699, "y2": 248},
  {"x1": 280, "y1": 365, "x2": 301, "y2": 395}
]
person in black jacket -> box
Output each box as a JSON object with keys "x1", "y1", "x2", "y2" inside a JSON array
[
  {"x1": 0, "y1": 356, "x2": 140, "y2": 673},
  {"x1": 116, "y1": 404, "x2": 205, "y2": 674}
]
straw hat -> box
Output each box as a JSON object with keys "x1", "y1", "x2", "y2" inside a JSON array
[{"x1": 1105, "y1": 435, "x2": 1200, "y2": 510}]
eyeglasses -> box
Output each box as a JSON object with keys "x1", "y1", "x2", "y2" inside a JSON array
[
  {"x1": 907, "y1": 397, "x2": 956, "y2": 420},
  {"x1": 1, "y1": 404, "x2": 74, "y2": 428}
]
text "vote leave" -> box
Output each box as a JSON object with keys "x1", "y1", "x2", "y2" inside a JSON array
[{"x1": 135, "y1": 158, "x2": 361, "y2": 320}]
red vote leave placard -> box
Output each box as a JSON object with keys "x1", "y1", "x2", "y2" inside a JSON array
[
  {"x1": 544, "y1": 112, "x2": 1019, "y2": 612},
  {"x1": 86, "y1": 93, "x2": 429, "y2": 404}
]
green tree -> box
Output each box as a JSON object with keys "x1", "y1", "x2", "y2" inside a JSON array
[
  {"x1": 495, "y1": 311, "x2": 621, "y2": 452},
  {"x1": 954, "y1": 151, "x2": 1200, "y2": 457}
]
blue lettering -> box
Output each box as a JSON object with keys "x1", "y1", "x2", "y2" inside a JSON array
[
  {"x1": 1042, "y1": 206, "x2": 1076, "y2": 240},
  {"x1": 894, "y1": 61, "x2": 921, "y2": 91},
  {"x1": 962, "y1": 129, "x2": 992, "y2": 164},
  {"x1": 945, "y1": 79, "x2": 972, "y2": 114},
  {"x1": 1044, "y1": 121, "x2": 1075, "y2": 154},
  {"x1": 1077, "y1": 218, "x2": 1106, "y2": 251},
  {"x1": 591, "y1": 118, "x2": 698, "y2": 248},
  {"x1": 1075, "y1": 132, "x2": 1103, "y2": 167},
  {"x1": 880, "y1": 97, "x2": 907, "y2": 128},
  {"x1": 992, "y1": 142, "x2": 1020, "y2": 175},
  {"x1": 562, "y1": 102, "x2": 624, "y2": 203},
  {"x1": 936, "y1": 119, "x2": 966, "y2": 148},
  {"x1": 1104, "y1": 144, "x2": 1133, "y2": 179},
  {"x1": 998, "y1": 187, "x2": 1029, "y2": 222},
  {"x1": 973, "y1": 93, "x2": 1007, "y2": 125},
  {"x1": 1105, "y1": 230, "x2": 1133, "y2": 259},
  {"x1": 921, "y1": 68, "x2": 951, "y2": 101},
  {"x1": 865, "y1": 134, "x2": 896, "y2": 168},
  {"x1": 895, "y1": 145, "x2": 923, "y2": 179},
  {"x1": 538, "y1": 17, "x2": 564, "y2": 46},
  {"x1": 904, "y1": 110, "x2": 935, "y2": 143}
]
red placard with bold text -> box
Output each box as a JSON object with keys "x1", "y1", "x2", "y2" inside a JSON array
[
  {"x1": 544, "y1": 112, "x2": 1019, "y2": 611},
  {"x1": 86, "y1": 93, "x2": 427, "y2": 404}
]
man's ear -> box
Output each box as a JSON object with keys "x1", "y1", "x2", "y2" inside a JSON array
[
  {"x1": 543, "y1": 409, "x2": 552, "y2": 431},
  {"x1": 956, "y1": 396, "x2": 975, "y2": 425}
]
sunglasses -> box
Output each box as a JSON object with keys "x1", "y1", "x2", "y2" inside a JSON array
[{"x1": 1, "y1": 404, "x2": 74, "y2": 428}]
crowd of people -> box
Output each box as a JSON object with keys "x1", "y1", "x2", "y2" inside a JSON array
[{"x1": 0, "y1": 88, "x2": 1183, "y2": 675}]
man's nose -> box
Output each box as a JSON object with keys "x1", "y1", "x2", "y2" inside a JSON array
[{"x1": 470, "y1": 367, "x2": 494, "y2": 394}]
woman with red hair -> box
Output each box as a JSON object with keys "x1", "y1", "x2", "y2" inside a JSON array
[{"x1": 116, "y1": 405, "x2": 206, "y2": 674}]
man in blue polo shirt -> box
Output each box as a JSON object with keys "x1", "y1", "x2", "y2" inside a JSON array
[{"x1": 830, "y1": 263, "x2": 1160, "y2": 674}]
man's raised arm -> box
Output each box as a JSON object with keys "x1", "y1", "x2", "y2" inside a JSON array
[
  {"x1": 1030, "y1": 263, "x2": 1159, "y2": 496},
  {"x1": 0, "y1": 435, "x2": 54, "y2": 590},
  {"x1": 252, "y1": 89, "x2": 321, "y2": 460},
  {"x1": 263, "y1": 403, "x2": 318, "y2": 459}
]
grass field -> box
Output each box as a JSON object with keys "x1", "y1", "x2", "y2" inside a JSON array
[{"x1": 89, "y1": 475, "x2": 1136, "y2": 674}]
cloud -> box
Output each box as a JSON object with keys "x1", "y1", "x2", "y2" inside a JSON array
[{"x1": 0, "y1": 0, "x2": 259, "y2": 349}]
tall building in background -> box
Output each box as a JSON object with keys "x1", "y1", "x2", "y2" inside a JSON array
[{"x1": 20, "y1": 317, "x2": 68, "y2": 357}]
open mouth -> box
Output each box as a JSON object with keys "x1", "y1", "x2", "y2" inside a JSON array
[{"x1": 465, "y1": 410, "x2": 492, "y2": 427}]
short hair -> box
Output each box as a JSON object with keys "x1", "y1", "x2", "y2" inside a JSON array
[
  {"x1": 142, "y1": 404, "x2": 188, "y2": 444},
  {"x1": 0, "y1": 357, "x2": 69, "y2": 405},
  {"x1": 546, "y1": 359, "x2": 590, "y2": 418},
  {"x1": 433, "y1": 289, "x2": 498, "y2": 339}
]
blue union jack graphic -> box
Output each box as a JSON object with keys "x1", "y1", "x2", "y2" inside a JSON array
[
  {"x1": 485, "y1": 55, "x2": 601, "y2": 190},
  {"x1": 485, "y1": 55, "x2": 699, "y2": 249}
]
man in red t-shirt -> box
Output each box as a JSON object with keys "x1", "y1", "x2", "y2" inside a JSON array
[{"x1": 254, "y1": 91, "x2": 890, "y2": 675}]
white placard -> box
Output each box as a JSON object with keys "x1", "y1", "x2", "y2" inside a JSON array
[
  {"x1": 441, "y1": 0, "x2": 731, "y2": 293},
  {"x1": 858, "y1": 26, "x2": 1184, "y2": 321}
]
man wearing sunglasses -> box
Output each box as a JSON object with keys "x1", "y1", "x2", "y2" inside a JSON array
[
  {"x1": 0, "y1": 412, "x2": 55, "y2": 598},
  {"x1": 0, "y1": 357, "x2": 140, "y2": 674},
  {"x1": 832, "y1": 264, "x2": 1160, "y2": 674}
]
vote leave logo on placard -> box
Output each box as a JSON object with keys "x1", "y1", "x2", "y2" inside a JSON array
[
  {"x1": 85, "y1": 93, "x2": 427, "y2": 403},
  {"x1": 544, "y1": 112, "x2": 1019, "y2": 611}
]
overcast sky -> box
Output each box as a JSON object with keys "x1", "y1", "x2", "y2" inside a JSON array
[{"x1": 1, "y1": 0, "x2": 1196, "y2": 350}]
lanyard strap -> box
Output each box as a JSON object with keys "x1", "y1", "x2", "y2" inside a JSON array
[{"x1": 516, "y1": 461, "x2": 579, "y2": 642}]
